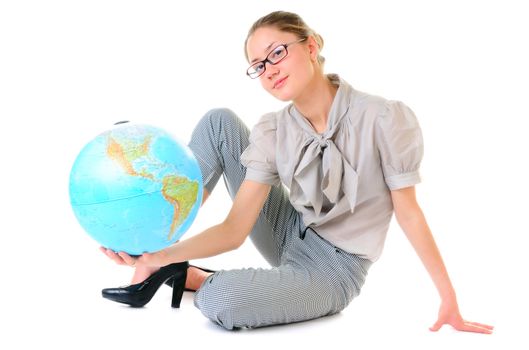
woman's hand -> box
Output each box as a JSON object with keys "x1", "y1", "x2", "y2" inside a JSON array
[
  {"x1": 99, "y1": 247, "x2": 170, "y2": 268},
  {"x1": 430, "y1": 299, "x2": 494, "y2": 334}
]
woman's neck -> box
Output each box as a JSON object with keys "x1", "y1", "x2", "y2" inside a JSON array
[{"x1": 293, "y1": 74, "x2": 337, "y2": 134}]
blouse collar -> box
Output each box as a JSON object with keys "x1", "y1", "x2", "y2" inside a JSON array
[{"x1": 288, "y1": 74, "x2": 351, "y2": 139}]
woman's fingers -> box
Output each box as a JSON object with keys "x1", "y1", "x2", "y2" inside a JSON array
[
  {"x1": 458, "y1": 321, "x2": 493, "y2": 334},
  {"x1": 117, "y1": 251, "x2": 138, "y2": 267},
  {"x1": 100, "y1": 247, "x2": 127, "y2": 265},
  {"x1": 100, "y1": 246, "x2": 141, "y2": 267},
  {"x1": 430, "y1": 317, "x2": 494, "y2": 334},
  {"x1": 429, "y1": 320, "x2": 443, "y2": 332},
  {"x1": 466, "y1": 321, "x2": 494, "y2": 330}
]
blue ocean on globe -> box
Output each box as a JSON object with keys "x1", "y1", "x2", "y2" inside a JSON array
[{"x1": 69, "y1": 123, "x2": 203, "y2": 255}]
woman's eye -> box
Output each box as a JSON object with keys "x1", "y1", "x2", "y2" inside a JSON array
[
  {"x1": 271, "y1": 47, "x2": 285, "y2": 59},
  {"x1": 255, "y1": 63, "x2": 265, "y2": 72}
]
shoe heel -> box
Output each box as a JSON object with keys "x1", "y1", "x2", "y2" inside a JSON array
[{"x1": 171, "y1": 268, "x2": 187, "y2": 308}]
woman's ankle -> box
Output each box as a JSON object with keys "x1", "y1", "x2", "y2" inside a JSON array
[{"x1": 185, "y1": 266, "x2": 213, "y2": 291}]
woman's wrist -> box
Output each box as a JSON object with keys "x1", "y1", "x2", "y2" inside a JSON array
[
  {"x1": 439, "y1": 287, "x2": 457, "y2": 304},
  {"x1": 161, "y1": 245, "x2": 179, "y2": 265}
]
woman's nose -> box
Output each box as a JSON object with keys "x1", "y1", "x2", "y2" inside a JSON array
[{"x1": 264, "y1": 62, "x2": 279, "y2": 79}]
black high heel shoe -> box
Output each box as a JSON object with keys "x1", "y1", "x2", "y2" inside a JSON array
[{"x1": 102, "y1": 261, "x2": 188, "y2": 308}]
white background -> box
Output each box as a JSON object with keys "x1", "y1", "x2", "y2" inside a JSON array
[{"x1": 0, "y1": 0, "x2": 527, "y2": 349}]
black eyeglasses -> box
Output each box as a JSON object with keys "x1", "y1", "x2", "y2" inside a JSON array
[{"x1": 246, "y1": 38, "x2": 307, "y2": 79}]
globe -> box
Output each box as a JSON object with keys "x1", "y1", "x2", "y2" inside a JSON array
[{"x1": 69, "y1": 122, "x2": 203, "y2": 255}]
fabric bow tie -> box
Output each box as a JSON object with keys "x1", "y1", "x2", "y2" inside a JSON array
[
  {"x1": 290, "y1": 132, "x2": 358, "y2": 219},
  {"x1": 287, "y1": 74, "x2": 359, "y2": 225}
]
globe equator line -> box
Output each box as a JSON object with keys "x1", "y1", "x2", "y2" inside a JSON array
[{"x1": 71, "y1": 188, "x2": 185, "y2": 206}]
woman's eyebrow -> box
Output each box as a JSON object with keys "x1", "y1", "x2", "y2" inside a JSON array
[{"x1": 250, "y1": 41, "x2": 278, "y2": 64}]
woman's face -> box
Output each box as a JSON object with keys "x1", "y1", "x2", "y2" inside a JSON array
[{"x1": 246, "y1": 26, "x2": 316, "y2": 102}]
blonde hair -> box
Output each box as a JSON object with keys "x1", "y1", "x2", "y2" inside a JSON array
[{"x1": 244, "y1": 11, "x2": 325, "y2": 66}]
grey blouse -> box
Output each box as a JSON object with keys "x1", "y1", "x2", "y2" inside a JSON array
[{"x1": 240, "y1": 74, "x2": 423, "y2": 261}]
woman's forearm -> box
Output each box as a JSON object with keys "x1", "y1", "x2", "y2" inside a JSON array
[
  {"x1": 391, "y1": 187, "x2": 457, "y2": 301},
  {"x1": 162, "y1": 221, "x2": 243, "y2": 265},
  {"x1": 396, "y1": 208, "x2": 456, "y2": 301}
]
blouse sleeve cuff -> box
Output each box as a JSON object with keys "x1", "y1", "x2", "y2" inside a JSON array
[
  {"x1": 244, "y1": 168, "x2": 281, "y2": 186},
  {"x1": 385, "y1": 171, "x2": 421, "y2": 190}
]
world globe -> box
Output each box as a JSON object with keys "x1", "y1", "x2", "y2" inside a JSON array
[{"x1": 69, "y1": 122, "x2": 203, "y2": 255}]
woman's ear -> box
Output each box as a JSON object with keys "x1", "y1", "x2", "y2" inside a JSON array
[{"x1": 306, "y1": 36, "x2": 320, "y2": 62}]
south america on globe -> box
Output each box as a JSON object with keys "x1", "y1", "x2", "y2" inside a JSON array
[{"x1": 69, "y1": 123, "x2": 203, "y2": 255}]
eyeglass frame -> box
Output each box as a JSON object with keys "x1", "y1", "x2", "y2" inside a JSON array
[{"x1": 246, "y1": 37, "x2": 307, "y2": 79}]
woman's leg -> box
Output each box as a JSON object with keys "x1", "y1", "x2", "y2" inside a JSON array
[
  {"x1": 195, "y1": 227, "x2": 373, "y2": 330},
  {"x1": 187, "y1": 108, "x2": 299, "y2": 265}
]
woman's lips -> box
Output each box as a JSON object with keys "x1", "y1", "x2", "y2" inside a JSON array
[{"x1": 273, "y1": 76, "x2": 288, "y2": 89}]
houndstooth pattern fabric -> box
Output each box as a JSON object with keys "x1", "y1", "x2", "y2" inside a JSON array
[{"x1": 188, "y1": 108, "x2": 372, "y2": 330}]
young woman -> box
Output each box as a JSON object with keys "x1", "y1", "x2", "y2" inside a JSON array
[{"x1": 101, "y1": 11, "x2": 493, "y2": 333}]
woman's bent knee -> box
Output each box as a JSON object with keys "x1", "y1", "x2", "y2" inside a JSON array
[
  {"x1": 201, "y1": 108, "x2": 239, "y2": 126},
  {"x1": 193, "y1": 108, "x2": 247, "y2": 143},
  {"x1": 194, "y1": 279, "x2": 239, "y2": 330}
]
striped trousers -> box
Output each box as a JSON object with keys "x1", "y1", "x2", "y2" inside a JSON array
[{"x1": 187, "y1": 108, "x2": 372, "y2": 330}]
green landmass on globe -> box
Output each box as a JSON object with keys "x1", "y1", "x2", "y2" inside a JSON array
[{"x1": 106, "y1": 133, "x2": 199, "y2": 240}]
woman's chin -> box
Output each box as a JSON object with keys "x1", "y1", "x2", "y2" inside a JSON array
[{"x1": 271, "y1": 89, "x2": 295, "y2": 102}]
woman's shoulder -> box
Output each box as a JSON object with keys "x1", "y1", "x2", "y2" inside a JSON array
[
  {"x1": 250, "y1": 111, "x2": 280, "y2": 139},
  {"x1": 350, "y1": 87, "x2": 390, "y2": 112},
  {"x1": 253, "y1": 103, "x2": 297, "y2": 130},
  {"x1": 348, "y1": 86, "x2": 413, "y2": 122},
  {"x1": 350, "y1": 88, "x2": 420, "y2": 130}
]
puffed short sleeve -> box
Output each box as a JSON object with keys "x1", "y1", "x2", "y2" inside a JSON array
[
  {"x1": 375, "y1": 100, "x2": 424, "y2": 190},
  {"x1": 240, "y1": 113, "x2": 281, "y2": 186}
]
